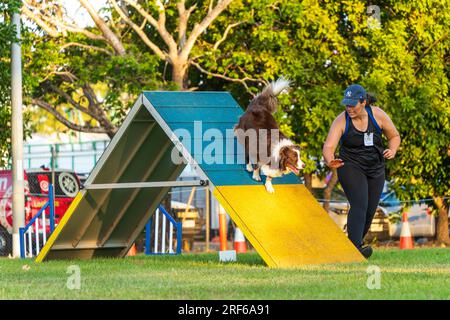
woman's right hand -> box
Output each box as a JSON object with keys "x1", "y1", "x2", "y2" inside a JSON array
[{"x1": 327, "y1": 158, "x2": 344, "y2": 168}]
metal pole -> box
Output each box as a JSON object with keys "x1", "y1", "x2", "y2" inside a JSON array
[
  {"x1": 51, "y1": 146, "x2": 56, "y2": 189},
  {"x1": 34, "y1": 219, "x2": 39, "y2": 256},
  {"x1": 205, "y1": 188, "x2": 210, "y2": 252},
  {"x1": 169, "y1": 222, "x2": 173, "y2": 253},
  {"x1": 51, "y1": 146, "x2": 56, "y2": 218},
  {"x1": 145, "y1": 218, "x2": 151, "y2": 255},
  {"x1": 49, "y1": 184, "x2": 55, "y2": 233},
  {"x1": 11, "y1": 12, "x2": 24, "y2": 258},
  {"x1": 176, "y1": 222, "x2": 182, "y2": 254},
  {"x1": 19, "y1": 228, "x2": 25, "y2": 258},
  {"x1": 85, "y1": 180, "x2": 208, "y2": 190},
  {"x1": 154, "y1": 208, "x2": 159, "y2": 253},
  {"x1": 219, "y1": 206, "x2": 227, "y2": 251},
  {"x1": 161, "y1": 213, "x2": 166, "y2": 253}
]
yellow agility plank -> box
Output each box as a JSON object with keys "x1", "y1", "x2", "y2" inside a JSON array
[
  {"x1": 213, "y1": 184, "x2": 364, "y2": 268},
  {"x1": 36, "y1": 191, "x2": 85, "y2": 262}
]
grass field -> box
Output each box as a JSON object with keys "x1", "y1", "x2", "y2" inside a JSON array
[{"x1": 0, "y1": 248, "x2": 449, "y2": 299}]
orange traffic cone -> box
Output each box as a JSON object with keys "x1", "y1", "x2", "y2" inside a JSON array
[
  {"x1": 234, "y1": 227, "x2": 247, "y2": 253},
  {"x1": 400, "y1": 212, "x2": 414, "y2": 249},
  {"x1": 127, "y1": 243, "x2": 137, "y2": 256}
]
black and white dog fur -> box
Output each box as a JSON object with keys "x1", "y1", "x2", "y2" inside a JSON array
[{"x1": 234, "y1": 77, "x2": 305, "y2": 193}]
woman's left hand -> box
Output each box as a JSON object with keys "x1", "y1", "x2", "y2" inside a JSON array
[{"x1": 383, "y1": 149, "x2": 396, "y2": 159}]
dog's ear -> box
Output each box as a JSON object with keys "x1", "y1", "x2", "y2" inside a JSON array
[{"x1": 279, "y1": 146, "x2": 290, "y2": 170}]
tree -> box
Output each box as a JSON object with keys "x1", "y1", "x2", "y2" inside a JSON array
[
  {"x1": 191, "y1": 0, "x2": 362, "y2": 197},
  {"x1": 0, "y1": 1, "x2": 19, "y2": 165},
  {"x1": 0, "y1": 0, "x2": 32, "y2": 167},
  {"x1": 20, "y1": 0, "x2": 236, "y2": 137},
  {"x1": 21, "y1": 2, "x2": 155, "y2": 137},
  {"x1": 192, "y1": 0, "x2": 450, "y2": 244},
  {"x1": 19, "y1": 0, "x2": 450, "y2": 244},
  {"x1": 357, "y1": 0, "x2": 450, "y2": 245},
  {"x1": 24, "y1": 29, "x2": 163, "y2": 138}
]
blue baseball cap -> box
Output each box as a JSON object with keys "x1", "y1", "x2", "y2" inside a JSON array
[{"x1": 341, "y1": 84, "x2": 366, "y2": 106}]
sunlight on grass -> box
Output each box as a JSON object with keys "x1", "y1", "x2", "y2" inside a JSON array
[{"x1": 0, "y1": 248, "x2": 449, "y2": 299}]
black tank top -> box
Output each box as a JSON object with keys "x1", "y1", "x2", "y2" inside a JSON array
[{"x1": 339, "y1": 106, "x2": 385, "y2": 177}]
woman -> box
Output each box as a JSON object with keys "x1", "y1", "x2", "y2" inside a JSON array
[{"x1": 322, "y1": 84, "x2": 401, "y2": 258}]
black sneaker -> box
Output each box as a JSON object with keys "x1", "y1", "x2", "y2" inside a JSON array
[{"x1": 359, "y1": 246, "x2": 373, "y2": 259}]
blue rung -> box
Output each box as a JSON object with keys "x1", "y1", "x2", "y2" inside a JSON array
[
  {"x1": 176, "y1": 222, "x2": 182, "y2": 254},
  {"x1": 49, "y1": 184, "x2": 55, "y2": 233},
  {"x1": 19, "y1": 184, "x2": 56, "y2": 259},
  {"x1": 145, "y1": 205, "x2": 182, "y2": 255},
  {"x1": 145, "y1": 218, "x2": 152, "y2": 255},
  {"x1": 19, "y1": 228, "x2": 25, "y2": 258},
  {"x1": 158, "y1": 205, "x2": 177, "y2": 225},
  {"x1": 24, "y1": 202, "x2": 48, "y2": 229}
]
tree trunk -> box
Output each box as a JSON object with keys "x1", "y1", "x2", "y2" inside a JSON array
[
  {"x1": 323, "y1": 169, "x2": 338, "y2": 212},
  {"x1": 434, "y1": 196, "x2": 450, "y2": 246},
  {"x1": 172, "y1": 60, "x2": 188, "y2": 90},
  {"x1": 79, "y1": 0, "x2": 126, "y2": 56},
  {"x1": 106, "y1": 128, "x2": 117, "y2": 139},
  {"x1": 303, "y1": 173, "x2": 313, "y2": 192}
]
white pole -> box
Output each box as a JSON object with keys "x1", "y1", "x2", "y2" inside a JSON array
[
  {"x1": 154, "y1": 209, "x2": 159, "y2": 253},
  {"x1": 169, "y1": 223, "x2": 173, "y2": 253},
  {"x1": 27, "y1": 230, "x2": 32, "y2": 258},
  {"x1": 205, "y1": 188, "x2": 210, "y2": 252},
  {"x1": 42, "y1": 211, "x2": 47, "y2": 245},
  {"x1": 11, "y1": 12, "x2": 25, "y2": 258},
  {"x1": 161, "y1": 214, "x2": 166, "y2": 253},
  {"x1": 34, "y1": 219, "x2": 39, "y2": 255}
]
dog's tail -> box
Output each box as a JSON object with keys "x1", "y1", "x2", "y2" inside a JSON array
[{"x1": 261, "y1": 76, "x2": 291, "y2": 97}]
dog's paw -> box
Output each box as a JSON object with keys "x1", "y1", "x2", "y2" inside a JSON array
[
  {"x1": 252, "y1": 172, "x2": 261, "y2": 181},
  {"x1": 246, "y1": 164, "x2": 253, "y2": 172},
  {"x1": 265, "y1": 182, "x2": 275, "y2": 194}
]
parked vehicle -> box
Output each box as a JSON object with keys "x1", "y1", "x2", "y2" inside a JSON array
[
  {"x1": 379, "y1": 190, "x2": 435, "y2": 238},
  {"x1": 0, "y1": 168, "x2": 81, "y2": 256},
  {"x1": 313, "y1": 182, "x2": 438, "y2": 241}
]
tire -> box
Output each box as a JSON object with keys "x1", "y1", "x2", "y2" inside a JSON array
[
  {"x1": 0, "y1": 226, "x2": 12, "y2": 256},
  {"x1": 58, "y1": 172, "x2": 79, "y2": 197}
]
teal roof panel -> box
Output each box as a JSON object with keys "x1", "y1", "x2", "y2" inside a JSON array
[{"x1": 143, "y1": 91, "x2": 302, "y2": 186}]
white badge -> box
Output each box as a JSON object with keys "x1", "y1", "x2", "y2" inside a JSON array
[{"x1": 364, "y1": 132, "x2": 374, "y2": 146}]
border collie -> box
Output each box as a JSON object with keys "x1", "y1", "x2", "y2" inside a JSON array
[{"x1": 234, "y1": 77, "x2": 305, "y2": 193}]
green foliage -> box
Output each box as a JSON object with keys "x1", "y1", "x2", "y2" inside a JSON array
[
  {"x1": 24, "y1": 27, "x2": 164, "y2": 131},
  {"x1": 0, "y1": 0, "x2": 33, "y2": 167},
  {"x1": 9, "y1": 0, "x2": 450, "y2": 205},
  {"x1": 195, "y1": 0, "x2": 363, "y2": 174},
  {"x1": 359, "y1": 0, "x2": 450, "y2": 204},
  {"x1": 0, "y1": 0, "x2": 20, "y2": 53},
  {"x1": 194, "y1": 0, "x2": 449, "y2": 204}
]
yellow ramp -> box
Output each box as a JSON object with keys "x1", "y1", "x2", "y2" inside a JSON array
[{"x1": 214, "y1": 184, "x2": 364, "y2": 268}]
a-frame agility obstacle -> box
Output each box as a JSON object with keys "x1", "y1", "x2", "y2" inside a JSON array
[{"x1": 36, "y1": 91, "x2": 364, "y2": 267}]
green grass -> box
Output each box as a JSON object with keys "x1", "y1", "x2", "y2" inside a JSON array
[{"x1": 1, "y1": 248, "x2": 449, "y2": 299}]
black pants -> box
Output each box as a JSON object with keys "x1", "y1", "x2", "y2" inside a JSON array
[{"x1": 337, "y1": 164, "x2": 385, "y2": 249}]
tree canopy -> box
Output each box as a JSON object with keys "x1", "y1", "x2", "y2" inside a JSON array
[
  {"x1": 1, "y1": 0, "x2": 449, "y2": 241},
  {"x1": 0, "y1": 0, "x2": 32, "y2": 166}
]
